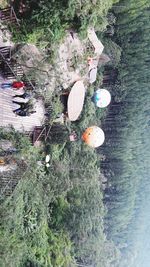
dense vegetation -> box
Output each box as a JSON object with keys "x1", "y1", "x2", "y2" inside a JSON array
[
  {"x1": 0, "y1": 0, "x2": 150, "y2": 267},
  {"x1": 12, "y1": 0, "x2": 119, "y2": 44},
  {"x1": 101, "y1": 1, "x2": 150, "y2": 266}
]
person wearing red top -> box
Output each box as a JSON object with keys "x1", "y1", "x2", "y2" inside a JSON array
[
  {"x1": 1, "y1": 81, "x2": 24, "y2": 89},
  {"x1": 12, "y1": 81, "x2": 25, "y2": 89}
]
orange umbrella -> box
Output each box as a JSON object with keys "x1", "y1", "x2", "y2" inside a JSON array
[{"x1": 82, "y1": 126, "x2": 105, "y2": 148}]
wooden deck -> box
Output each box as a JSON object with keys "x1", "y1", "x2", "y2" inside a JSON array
[{"x1": 0, "y1": 83, "x2": 45, "y2": 132}]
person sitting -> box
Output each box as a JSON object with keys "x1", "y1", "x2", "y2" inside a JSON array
[
  {"x1": 1, "y1": 81, "x2": 25, "y2": 89},
  {"x1": 12, "y1": 81, "x2": 25, "y2": 89},
  {"x1": 12, "y1": 92, "x2": 31, "y2": 100},
  {"x1": 12, "y1": 99, "x2": 33, "y2": 111},
  {"x1": 12, "y1": 97, "x2": 37, "y2": 117},
  {"x1": 14, "y1": 109, "x2": 36, "y2": 117}
]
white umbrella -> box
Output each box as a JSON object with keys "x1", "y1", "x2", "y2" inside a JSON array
[
  {"x1": 95, "y1": 89, "x2": 111, "y2": 108},
  {"x1": 68, "y1": 80, "x2": 85, "y2": 121}
]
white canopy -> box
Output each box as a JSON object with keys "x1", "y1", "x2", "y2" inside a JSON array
[{"x1": 87, "y1": 28, "x2": 104, "y2": 56}]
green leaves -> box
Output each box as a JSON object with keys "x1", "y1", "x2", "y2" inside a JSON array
[
  {"x1": 102, "y1": 1, "x2": 150, "y2": 266},
  {"x1": 13, "y1": 0, "x2": 119, "y2": 46}
]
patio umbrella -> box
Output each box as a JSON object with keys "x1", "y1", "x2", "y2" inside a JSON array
[
  {"x1": 93, "y1": 89, "x2": 111, "y2": 108},
  {"x1": 82, "y1": 126, "x2": 105, "y2": 148},
  {"x1": 67, "y1": 80, "x2": 85, "y2": 121}
]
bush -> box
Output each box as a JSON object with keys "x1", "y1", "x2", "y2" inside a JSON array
[
  {"x1": 101, "y1": 38, "x2": 122, "y2": 67},
  {"x1": 13, "y1": 0, "x2": 119, "y2": 46}
]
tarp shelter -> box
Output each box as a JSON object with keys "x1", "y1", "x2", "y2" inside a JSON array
[
  {"x1": 87, "y1": 28, "x2": 104, "y2": 55},
  {"x1": 67, "y1": 80, "x2": 85, "y2": 121}
]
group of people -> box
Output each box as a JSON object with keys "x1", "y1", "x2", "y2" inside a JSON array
[{"x1": 1, "y1": 81, "x2": 37, "y2": 117}]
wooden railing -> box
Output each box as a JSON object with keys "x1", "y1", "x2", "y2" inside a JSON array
[
  {"x1": 0, "y1": 6, "x2": 20, "y2": 27},
  {"x1": 0, "y1": 161, "x2": 27, "y2": 200},
  {"x1": 0, "y1": 46, "x2": 37, "y2": 91}
]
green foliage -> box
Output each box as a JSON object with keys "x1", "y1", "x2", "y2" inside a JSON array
[
  {"x1": 0, "y1": 169, "x2": 74, "y2": 267},
  {"x1": 49, "y1": 196, "x2": 70, "y2": 229},
  {"x1": 101, "y1": 1, "x2": 150, "y2": 266},
  {"x1": 49, "y1": 95, "x2": 64, "y2": 121},
  {"x1": 4, "y1": 0, "x2": 150, "y2": 266},
  {"x1": 0, "y1": 127, "x2": 39, "y2": 160},
  {"x1": 13, "y1": 0, "x2": 119, "y2": 46},
  {"x1": 102, "y1": 38, "x2": 122, "y2": 67}
]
